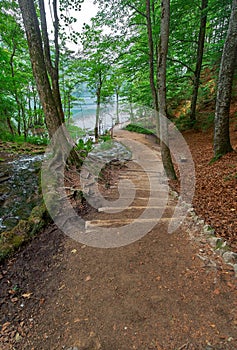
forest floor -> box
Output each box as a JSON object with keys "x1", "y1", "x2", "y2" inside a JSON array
[
  {"x1": 170, "y1": 121, "x2": 237, "y2": 253},
  {"x1": 0, "y1": 126, "x2": 237, "y2": 350}
]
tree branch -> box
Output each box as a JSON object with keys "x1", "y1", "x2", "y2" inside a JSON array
[
  {"x1": 167, "y1": 57, "x2": 195, "y2": 74},
  {"x1": 126, "y1": 3, "x2": 147, "y2": 18}
]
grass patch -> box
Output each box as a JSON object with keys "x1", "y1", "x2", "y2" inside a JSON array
[
  {"x1": 209, "y1": 153, "x2": 223, "y2": 165},
  {"x1": 173, "y1": 115, "x2": 194, "y2": 131},
  {"x1": 124, "y1": 123, "x2": 155, "y2": 135},
  {"x1": 97, "y1": 139, "x2": 115, "y2": 151}
]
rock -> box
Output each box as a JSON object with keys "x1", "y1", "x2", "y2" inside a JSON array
[
  {"x1": 0, "y1": 203, "x2": 50, "y2": 262},
  {"x1": 150, "y1": 295, "x2": 164, "y2": 303},
  {"x1": 233, "y1": 264, "x2": 237, "y2": 277},
  {"x1": 15, "y1": 332, "x2": 22, "y2": 342},
  {"x1": 203, "y1": 225, "x2": 215, "y2": 235},
  {"x1": 222, "y1": 251, "x2": 237, "y2": 264},
  {"x1": 74, "y1": 331, "x2": 101, "y2": 350},
  {"x1": 207, "y1": 236, "x2": 223, "y2": 248}
]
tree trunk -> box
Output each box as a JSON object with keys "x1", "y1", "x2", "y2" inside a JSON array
[
  {"x1": 28, "y1": 90, "x2": 33, "y2": 129},
  {"x1": 214, "y1": 0, "x2": 237, "y2": 157},
  {"x1": 190, "y1": 0, "x2": 208, "y2": 123},
  {"x1": 10, "y1": 44, "x2": 22, "y2": 135},
  {"x1": 146, "y1": 0, "x2": 158, "y2": 112},
  {"x1": 6, "y1": 115, "x2": 15, "y2": 135},
  {"x1": 21, "y1": 102, "x2": 27, "y2": 139},
  {"x1": 95, "y1": 73, "x2": 102, "y2": 142},
  {"x1": 33, "y1": 86, "x2": 38, "y2": 126},
  {"x1": 95, "y1": 91, "x2": 101, "y2": 142},
  {"x1": 67, "y1": 92, "x2": 71, "y2": 123},
  {"x1": 18, "y1": 0, "x2": 62, "y2": 137},
  {"x1": 116, "y1": 89, "x2": 119, "y2": 124},
  {"x1": 38, "y1": 0, "x2": 65, "y2": 124},
  {"x1": 158, "y1": 0, "x2": 176, "y2": 180},
  {"x1": 129, "y1": 100, "x2": 134, "y2": 122},
  {"x1": 18, "y1": 0, "x2": 81, "y2": 166}
]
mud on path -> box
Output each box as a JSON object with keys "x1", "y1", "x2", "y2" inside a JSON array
[{"x1": 0, "y1": 129, "x2": 237, "y2": 350}]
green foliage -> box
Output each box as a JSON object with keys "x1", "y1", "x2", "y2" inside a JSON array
[
  {"x1": 97, "y1": 139, "x2": 114, "y2": 151},
  {"x1": 124, "y1": 123, "x2": 154, "y2": 135},
  {"x1": 209, "y1": 153, "x2": 223, "y2": 165},
  {"x1": 0, "y1": 0, "x2": 233, "y2": 142},
  {"x1": 224, "y1": 172, "x2": 237, "y2": 181},
  {"x1": 66, "y1": 124, "x2": 86, "y2": 140},
  {"x1": 24, "y1": 136, "x2": 48, "y2": 145},
  {"x1": 0, "y1": 131, "x2": 48, "y2": 145},
  {"x1": 200, "y1": 113, "x2": 215, "y2": 131},
  {"x1": 76, "y1": 138, "x2": 93, "y2": 156},
  {"x1": 99, "y1": 131, "x2": 111, "y2": 142},
  {"x1": 0, "y1": 0, "x2": 41, "y2": 138},
  {"x1": 173, "y1": 115, "x2": 194, "y2": 131},
  {"x1": 0, "y1": 203, "x2": 50, "y2": 262}
]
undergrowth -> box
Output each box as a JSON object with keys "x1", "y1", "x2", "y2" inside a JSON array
[
  {"x1": 0, "y1": 132, "x2": 48, "y2": 145},
  {"x1": 124, "y1": 123, "x2": 154, "y2": 135}
]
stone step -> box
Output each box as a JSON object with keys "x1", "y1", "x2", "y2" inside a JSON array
[
  {"x1": 85, "y1": 216, "x2": 184, "y2": 229},
  {"x1": 109, "y1": 186, "x2": 169, "y2": 191},
  {"x1": 118, "y1": 174, "x2": 165, "y2": 180},
  {"x1": 98, "y1": 205, "x2": 175, "y2": 213},
  {"x1": 121, "y1": 169, "x2": 163, "y2": 174},
  {"x1": 85, "y1": 218, "x2": 166, "y2": 229}
]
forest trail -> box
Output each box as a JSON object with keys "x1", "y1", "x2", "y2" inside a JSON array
[{"x1": 0, "y1": 129, "x2": 237, "y2": 350}]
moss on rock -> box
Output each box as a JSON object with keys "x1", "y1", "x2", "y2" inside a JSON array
[{"x1": 0, "y1": 203, "x2": 51, "y2": 262}]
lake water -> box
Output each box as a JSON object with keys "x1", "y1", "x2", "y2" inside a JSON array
[
  {"x1": 71, "y1": 87, "x2": 156, "y2": 135},
  {"x1": 72, "y1": 97, "x2": 131, "y2": 134}
]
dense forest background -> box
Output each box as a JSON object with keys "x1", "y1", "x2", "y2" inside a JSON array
[{"x1": 1, "y1": 0, "x2": 236, "y2": 153}]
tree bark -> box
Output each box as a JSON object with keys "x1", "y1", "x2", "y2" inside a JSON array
[
  {"x1": 10, "y1": 44, "x2": 23, "y2": 135},
  {"x1": 6, "y1": 115, "x2": 15, "y2": 135},
  {"x1": 116, "y1": 88, "x2": 120, "y2": 124},
  {"x1": 18, "y1": 0, "x2": 82, "y2": 166},
  {"x1": 190, "y1": 0, "x2": 208, "y2": 123},
  {"x1": 158, "y1": 0, "x2": 176, "y2": 180},
  {"x1": 38, "y1": 0, "x2": 65, "y2": 124},
  {"x1": 95, "y1": 72, "x2": 102, "y2": 142},
  {"x1": 18, "y1": 0, "x2": 62, "y2": 138},
  {"x1": 214, "y1": 0, "x2": 237, "y2": 157},
  {"x1": 146, "y1": 0, "x2": 158, "y2": 112}
]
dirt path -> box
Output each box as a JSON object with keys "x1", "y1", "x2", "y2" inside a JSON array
[{"x1": 0, "y1": 129, "x2": 237, "y2": 350}]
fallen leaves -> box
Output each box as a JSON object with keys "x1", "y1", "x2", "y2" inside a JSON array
[
  {"x1": 58, "y1": 284, "x2": 65, "y2": 291},
  {"x1": 22, "y1": 292, "x2": 33, "y2": 299},
  {"x1": 1, "y1": 321, "x2": 11, "y2": 332},
  {"x1": 10, "y1": 297, "x2": 18, "y2": 303},
  {"x1": 173, "y1": 128, "x2": 237, "y2": 252},
  {"x1": 213, "y1": 288, "x2": 220, "y2": 295}
]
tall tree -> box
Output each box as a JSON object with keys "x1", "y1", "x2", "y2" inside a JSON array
[
  {"x1": 38, "y1": 0, "x2": 65, "y2": 123},
  {"x1": 0, "y1": 1, "x2": 33, "y2": 136},
  {"x1": 213, "y1": 0, "x2": 237, "y2": 157},
  {"x1": 146, "y1": 0, "x2": 158, "y2": 112},
  {"x1": 18, "y1": 0, "x2": 82, "y2": 166},
  {"x1": 158, "y1": 0, "x2": 176, "y2": 180},
  {"x1": 190, "y1": 0, "x2": 208, "y2": 123},
  {"x1": 18, "y1": 0, "x2": 63, "y2": 137},
  {"x1": 79, "y1": 23, "x2": 122, "y2": 140}
]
